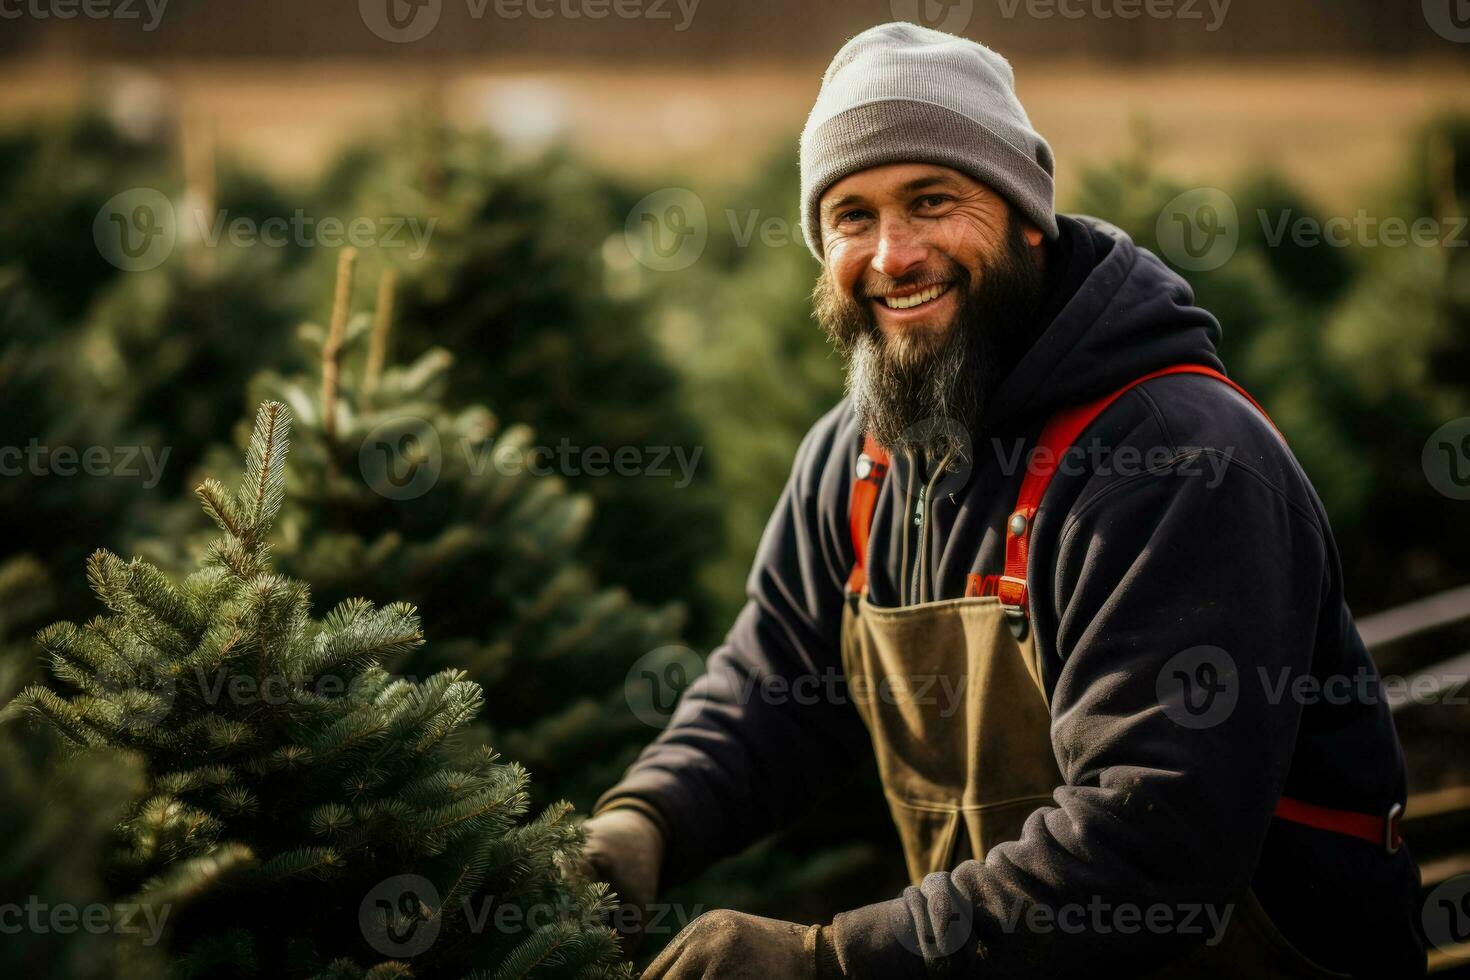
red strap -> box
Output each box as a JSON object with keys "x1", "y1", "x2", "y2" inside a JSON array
[
  {"x1": 846, "y1": 434, "x2": 890, "y2": 595},
  {"x1": 846, "y1": 366, "x2": 1278, "y2": 601},
  {"x1": 844, "y1": 372, "x2": 1400, "y2": 853},
  {"x1": 1274, "y1": 796, "x2": 1403, "y2": 853},
  {"x1": 997, "y1": 364, "x2": 1283, "y2": 614}
]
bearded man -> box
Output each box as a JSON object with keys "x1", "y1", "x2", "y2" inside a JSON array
[{"x1": 577, "y1": 21, "x2": 1425, "y2": 979}]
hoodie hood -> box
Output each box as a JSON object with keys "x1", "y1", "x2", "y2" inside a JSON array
[{"x1": 980, "y1": 214, "x2": 1226, "y2": 436}]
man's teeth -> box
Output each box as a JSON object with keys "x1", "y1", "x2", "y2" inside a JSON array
[{"x1": 881, "y1": 283, "x2": 950, "y2": 310}]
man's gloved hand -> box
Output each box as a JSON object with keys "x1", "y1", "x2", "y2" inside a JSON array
[
  {"x1": 566, "y1": 807, "x2": 665, "y2": 952},
  {"x1": 641, "y1": 909, "x2": 825, "y2": 980}
]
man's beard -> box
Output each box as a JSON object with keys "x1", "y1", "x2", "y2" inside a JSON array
[{"x1": 813, "y1": 215, "x2": 1046, "y2": 460}]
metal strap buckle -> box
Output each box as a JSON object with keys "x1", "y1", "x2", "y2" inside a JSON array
[
  {"x1": 1385, "y1": 801, "x2": 1404, "y2": 854},
  {"x1": 998, "y1": 575, "x2": 1030, "y2": 640}
]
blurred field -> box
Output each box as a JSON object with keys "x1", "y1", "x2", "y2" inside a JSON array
[{"x1": 4, "y1": 57, "x2": 1470, "y2": 203}]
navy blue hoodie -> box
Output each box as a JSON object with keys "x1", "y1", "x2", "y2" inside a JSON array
[{"x1": 597, "y1": 216, "x2": 1425, "y2": 977}]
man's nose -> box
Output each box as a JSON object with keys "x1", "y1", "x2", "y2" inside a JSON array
[{"x1": 871, "y1": 218, "x2": 929, "y2": 281}]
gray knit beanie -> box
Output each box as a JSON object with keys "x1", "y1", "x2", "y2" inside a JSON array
[{"x1": 799, "y1": 22, "x2": 1058, "y2": 260}]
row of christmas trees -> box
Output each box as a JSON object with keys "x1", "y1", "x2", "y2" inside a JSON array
[
  {"x1": 1, "y1": 243, "x2": 671, "y2": 976},
  {"x1": 3, "y1": 98, "x2": 1467, "y2": 975},
  {"x1": 0, "y1": 104, "x2": 889, "y2": 977}
]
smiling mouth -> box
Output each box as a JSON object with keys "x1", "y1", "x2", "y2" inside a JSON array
[{"x1": 877, "y1": 282, "x2": 953, "y2": 311}]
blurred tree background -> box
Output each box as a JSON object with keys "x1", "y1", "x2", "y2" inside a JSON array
[{"x1": 2, "y1": 87, "x2": 1469, "y2": 974}]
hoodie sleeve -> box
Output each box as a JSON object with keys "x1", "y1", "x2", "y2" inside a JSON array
[
  {"x1": 594, "y1": 406, "x2": 873, "y2": 888},
  {"x1": 823, "y1": 442, "x2": 1331, "y2": 977}
]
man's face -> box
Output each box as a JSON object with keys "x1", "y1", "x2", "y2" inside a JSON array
[{"x1": 813, "y1": 163, "x2": 1047, "y2": 456}]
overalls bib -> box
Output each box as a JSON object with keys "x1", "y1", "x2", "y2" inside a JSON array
[{"x1": 839, "y1": 365, "x2": 1398, "y2": 976}]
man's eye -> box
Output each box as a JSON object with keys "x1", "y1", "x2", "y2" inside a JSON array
[
  {"x1": 838, "y1": 209, "x2": 869, "y2": 224},
  {"x1": 919, "y1": 195, "x2": 950, "y2": 209}
]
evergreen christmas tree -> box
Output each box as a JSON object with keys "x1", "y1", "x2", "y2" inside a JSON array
[
  {"x1": 1069, "y1": 120, "x2": 1470, "y2": 610},
  {"x1": 0, "y1": 554, "x2": 56, "y2": 690},
  {"x1": 629, "y1": 150, "x2": 847, "y2": 629},
  {"x1": 3, "y1": 400, "x2": 633, "y2": 979},
  {"x1": 137, "y1": 250, "x2": 690, "y2": 813},
  {"x1": 0, "y1": 726, "x2": 155, "y2": 980},
  {"x1": 0, "y1": 108, "x2": 306, "y2": 623},
  {"x1": 0, "y1": 555, "x2": 164, "y2": 979},
  {"x1": 0, "y1": 108, "x2": 170, "y2": 323},
  {"x1": 311, "y1": 124, "x2": 723, "y2": 637}
]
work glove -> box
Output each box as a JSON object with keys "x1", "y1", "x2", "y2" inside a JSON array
[
  {"x1": 641, "y1": 909, "x2": 835, "y2": 980},
  {"x1": 566, "y1": 806, "x2": 666, "y2": 952}
]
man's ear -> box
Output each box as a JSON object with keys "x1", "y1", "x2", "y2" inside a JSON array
[{"x1": 1022, "y1": 223, "x2": 1044, "y2": 247}]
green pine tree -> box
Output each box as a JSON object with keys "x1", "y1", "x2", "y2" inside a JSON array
[
  {"x1": 0, "y1": 555, "x2": 165, "y2": 979},
  {"x1": 138, "y1": 251, "x2": 690, "y2": 812},
  {"x1": 0, "y1": 728, "x2": 156, "y2": 980},
  {"x1": 1069, "y1": 118, "x2": 1470, "y2": 610},
  {"x1": 629, "y1": 150, "x2": 848, "y2": 630},
  {"x1": 311, "y1": 123, "x2": 723, "y2": 638},
  {"x1": 3, "y1": 401, "x2": 633, "y2": 979},
  {"x1": 0, "y1": 108, "x2": 307, "y2": 624}
]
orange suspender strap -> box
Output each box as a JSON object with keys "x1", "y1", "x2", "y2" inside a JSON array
[
  {"x1": 845, "y1": 363, "x2": 1403, "y2": 853},
  {"x1": 989, "y1": 362, "x2": 1401, "y2": 854},
  {"x1": 1276, "y1": 796, "x2": 1403, "y2": 854},
  {"x1": 846, "y1": 433, "x2": 890, "y2": 596},
  {"x1": 995, "y1": 363, "x2": 1280, "y2": 625}
]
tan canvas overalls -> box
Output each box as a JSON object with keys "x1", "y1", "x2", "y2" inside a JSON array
[{"x1": 839, "y1": 365, "x2": 1401, "y2": 977}]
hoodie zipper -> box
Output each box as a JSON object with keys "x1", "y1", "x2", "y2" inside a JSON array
[
  {"x1": 906, "y1": 446, "x2": 959, "y2": 606},
  {"x1": 909, "y1": 481, "x2": 927, "y2": 605}
]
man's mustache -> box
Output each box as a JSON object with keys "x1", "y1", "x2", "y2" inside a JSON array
[
  {"x1": 856, "y1": 265, "x2": 969, "y2": 303},
  {"x1": 857, "y1": 270, "x2": 959, "y2": 301}
]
